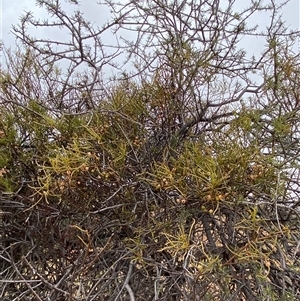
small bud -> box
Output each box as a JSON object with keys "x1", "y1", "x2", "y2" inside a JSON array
[
  {"x1": 181, "y1": 199, "x2": 187, "y2": 204},
  {"x1": 206, "y1": 195, "x2": 212, "y2": 201}
]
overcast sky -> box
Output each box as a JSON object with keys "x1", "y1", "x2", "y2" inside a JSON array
[
  {"x1": 0, "y1": 0, "x2": 299, "y2": 69},
  {"x1": 1, "y1": 0, "x2": 113, "y2": 43}
]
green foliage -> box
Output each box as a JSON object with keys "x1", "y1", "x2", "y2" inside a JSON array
[
  {"x1": 1, "y1": 72, "x2": 298, "y2": 299},
  {"x1": 1, "y1": 1, "x2": 300, "y2": 300},
  {"x1": 272, "y1": 115, "x2": 291, "y2": 135}
]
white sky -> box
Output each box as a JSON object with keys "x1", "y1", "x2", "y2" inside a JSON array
[
  {"x1": 0, "y1": 2, "x2": 108, "y2": 40},
  {"x1": 0, "y1": 0, "x2": 299, "y2": 69}
]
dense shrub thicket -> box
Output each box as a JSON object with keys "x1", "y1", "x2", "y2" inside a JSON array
[{"x1": 1, "y1": 0, "x2": 300, "y2": 300}]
